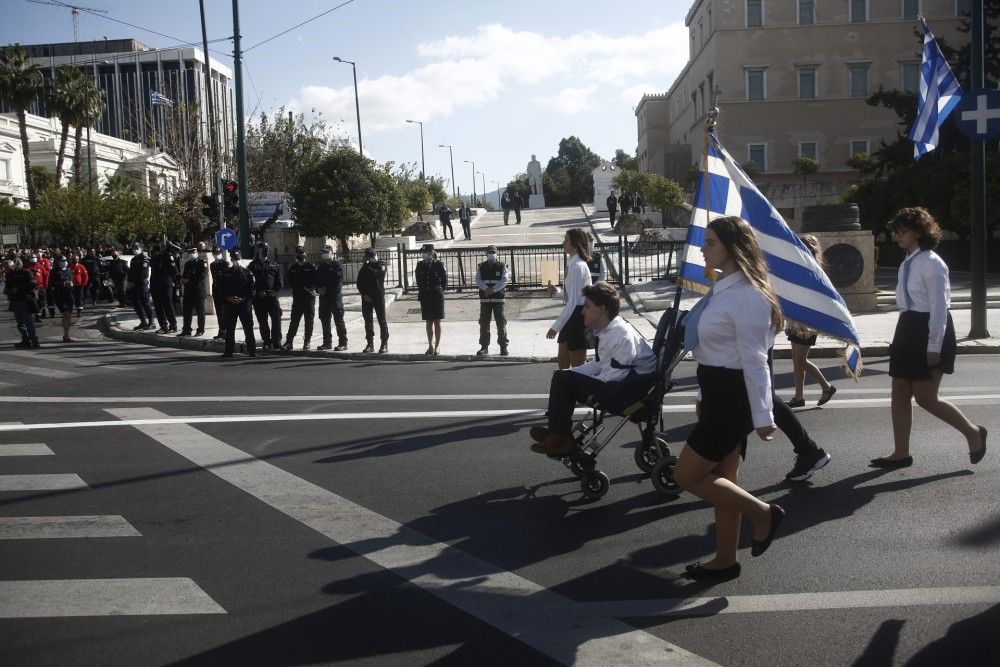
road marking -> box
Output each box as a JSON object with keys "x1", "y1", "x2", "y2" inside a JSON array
[
  {"x1": 0, "y1": 578, "x2": 225, "y2": 617},
  {"x1": 0, "y1": 394, "x2": 550, "y2": 404},
  {"x1": 0, "y1": 474, "x2": 89, "y2": 491},
  {"x1": 108, "y1": 407, "x2": 714, "y2": 666},
  {"x1": 0, "y1": 515, "x2": 141, "y2": 539},
  {"x1": 0, "y1": 360, "x2": 79, "y2": 380},
  {"x1": 0, "y1": 443, "x2": 54, "y2": 456},
  {"x1": 580, "y1": 586, "x2": 1000, "y2": 618},
  {"x1": 0, "y1": 351, "x2": 129, "y2": 373}
]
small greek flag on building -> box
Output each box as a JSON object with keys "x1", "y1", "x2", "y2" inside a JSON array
[
  {"x1": 909, "y1": 18, "x2": 963, "y2": 160},
  {"x1": 150, "y1": 90, "x2": 173, "y2": 107},
  {"x1": 679, "y1": 131, "x2": 863, "y2": 377}
]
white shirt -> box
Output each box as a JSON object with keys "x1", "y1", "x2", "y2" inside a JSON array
[
  {"x1": 571, "y1": 316, "x2": 656, "y2": 383},
  {"x1": 551, "y1": 253, "x2": 592, "y2": 332},
  {"x1": 895, "y1": 249, "x2": 950, "y2": 353},
  {"x1": 692, "y1": 271, "x2": 775, "y2": 428}
]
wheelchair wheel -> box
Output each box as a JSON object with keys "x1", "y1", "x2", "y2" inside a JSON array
[
  {"x1": 581, "y1": 470, "x2": 610, "y2": 499},
  {"x1": 634, "y1": 437, "x2": 670, "y2": 473},
  {"x1": 651, "y1": 458, "x2": 681, "y2": 499},
  {"x1": 567, "y1": 460, "x2": 585, "y2": 479}
]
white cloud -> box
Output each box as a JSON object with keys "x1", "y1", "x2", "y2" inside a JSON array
[{"x1": 288, "y1": 22, "x2": 688, "y2": 134}]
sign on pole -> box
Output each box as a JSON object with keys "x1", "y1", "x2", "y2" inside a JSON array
[
  {"x1": 215, "y1": 228, "x2": 238, "y2": 251},
  {"x1": 955, "y1": 88, "x2": 1000, "y2": 140}
]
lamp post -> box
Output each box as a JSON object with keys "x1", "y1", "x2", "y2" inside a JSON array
[
  {"x1": 438, "y1": 144, "x2": 455, "y2": 198},
  {"x1": 333, "y1": 56, "x2": 362, "y2": 154},
  {"x1": 463, "y1": 159, "x2": 476, "y2": 205},
  {"x1": 477, "y1": 170, "x2": 485, "y2": 206},
  {"x1": 405, "y1": 119, "x2": 424, "y2": 180}
]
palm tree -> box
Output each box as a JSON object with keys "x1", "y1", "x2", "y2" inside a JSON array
[
  {"x1": 47, "y1": 65, "x2": 87, "y2": 184},
  {"x1": 71, "y1": 76, "x2": 105, "y2": 188},
  {"x1": 0, "y1": 44, "x2": 44, "y2": 209}
]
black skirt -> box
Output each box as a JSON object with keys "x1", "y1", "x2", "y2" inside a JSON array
[
  {"x1": 786, "y1": 331, "x2": 817, "y2": 347},
  {"x1": 889, "y1": 310, "x2": 956, "y2": 380},
  {"x1": 418, "y1": 289, "x2": 445, "y2": 321},
  {"x1": 50, "y1": 289, "x2": 74, "y2": 313},
  {"x1": 687, "y1": 365, "x2": 754, "y2": 462},
  {"x1": 557, "y1": 305, "x2": 587, "y2": 351}
]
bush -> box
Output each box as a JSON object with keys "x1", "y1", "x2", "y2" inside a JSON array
[{"x1": 792, "y1": 157, "x2": 820, "y2": 181}]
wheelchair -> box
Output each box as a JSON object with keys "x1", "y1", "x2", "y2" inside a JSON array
[{"x1": 547, "y1": 305, "x2": 689, "y2": 500}]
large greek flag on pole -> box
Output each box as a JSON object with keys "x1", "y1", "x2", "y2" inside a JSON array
[
  {"x1": 909, "y1": 18, "x2": 963, "y2": 160},
  {"x1": 679, "y1": 131, "x2": 862, "y2": 377}
]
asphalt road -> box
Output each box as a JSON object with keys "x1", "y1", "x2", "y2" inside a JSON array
[{"x1": 0, "y1": 307, "x2": 998, "y2": 666}]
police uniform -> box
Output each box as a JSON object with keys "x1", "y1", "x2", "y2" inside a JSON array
[
  {"x1": 606, "y1": 193, "x2": 618, "y2": 226},
  {"x1": 220, "y1": 256, "x2": 257, "y2": 357},
  {"x1": 108, "y1": 255, "x2": 128, "y2": 307},
  {"x1": 179, "y1": 249, "x2": 208, "y2": 336},
  {"x1": 315, "y1": 246, "x2": 347, "y2": 350},
  {"x1": 356, "y1": 249, "x2": 388, "y2": 353},
  {"x1": 128, "y1": 251, "x2": 154, "y2": 328},
  {"x1": 209, "y1": 252, "x2": 229, "y2": 340},
  {"x1": 248, "y1": 245, "x2": 283, "y2": 348},
  {"x1": 284, "y1": 247, "x2": 317, "y2": 350},
  {"x1": 150, "y1": 248, "x2": 178, "y2": 332},
  {"x1": 587, "y1": 252, "x2": 607, "y2": 285},
  {"x1": 476, "y1": 247, "x2": 509, "y2": 355}
]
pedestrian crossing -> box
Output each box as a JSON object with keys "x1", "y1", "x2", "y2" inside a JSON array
[{"x1": 0, "y1": 435, "x2": 226, "y2": 619}]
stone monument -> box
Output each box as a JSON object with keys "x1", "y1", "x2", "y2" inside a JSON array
[
  {"x1": 591, "y1": 161, "x2": 616, "y2": 212},
  {"x1": 527, "y1": 154, "x2": 546, "y2": 209},
  {"x1": 800, "y1": 204, "x2": 876, "y2": 312}
]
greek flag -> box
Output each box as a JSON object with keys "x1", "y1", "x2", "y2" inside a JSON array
[
  {"x1": 909, "y1": 18, "x2": 963, "y2": 160},
  {"x1": 150, "y1": 90, "x2": 173, "y2": 107},
  {"x1": 679, "y1": 131, "x2": 862, "y2": 377}
]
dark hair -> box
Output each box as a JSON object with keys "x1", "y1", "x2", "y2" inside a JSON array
[
  {"x1": 582, "y1": 282, "x2": 620, "y2": 319},
  {"x1": 565, "y1": 228, "x2": 593, "y2": 262},
  {"x1": 799, "y1": 234, "x2": 824, "y2": 269},
  {"x1": 706, "y1": 216, "x2": 783, "y2": 333},
  {"x1": 886, "y1": 207, "x2": 942, "y2": 250}
]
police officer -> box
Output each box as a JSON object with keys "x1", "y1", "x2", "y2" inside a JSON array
[
  {"x1": 150, "y1": 242, "x2": 178, "y2": 333},
  {"x1": 81, "y1": 248, "x2": 102, "y2": 305},
  {"x1": 458, "y1": 203, "x2": 472, "y2": 240},
  {"x1": 178, "y1": 246, "x2": 208, "y2": 337},
  {"x1": 618, "y1": 191, "x2": 632, "y2": 220},
  {"x1": 219, "y1": 249, "x2": 257, "y2": 358},
  {"x1": 107, "y1": 248, "x2": 128, "y2": 307},
  {"x1": 128, "y1": 243, "x2": 155, "y2": 330},
  {"x1": 356, "y1": 247, "x2": 388, "y2": 354},
  {"x1": 315, "y1": 244, "x2": 348, "y2": 351},
  {"x1": 248, "y1": 241, "x2": 283, "y2": 350},
  {"x1": 209, "y1": 246, "x2": 229, "y2": 341},
  {"x1": 607, "y1": 191, "x2": 618, "y2": 226},
  {"x1": 438, "y1": 204, "x2": 455, "y2": 240},
  {"x1": 283, "y1": 245, "x2": 317, "y2": 350},
  {"x1": 476, "y1": 244, "x2": 510, "y2": 356}
]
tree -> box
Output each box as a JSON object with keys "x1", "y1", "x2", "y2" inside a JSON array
[
  {"x1": 612, "y1": 148, "x2": 638, "y2": 171},
  {"x1": 792, "y1": 156, "x2": 820, "y2": 182},
  {"x1": 507, "y1": 173, "x2": 531, "y2": 203},
  {"x1": 644, "y1": 173, "x2": 685, "y2": 214},
  {"x1": 543, "y1": 136, "x2": 602, "y2": 206},
  {"x1": 30, "y1": 165, "x2": 57, "y2": 194},
  {"x1": 404, "y1": 180, "x2": 431, "y2": 220},
  {"x1": 0, "y1": 44, "x2": 44, "y2": 209},
  {"x1": 245, "y1": 107, "x2": 336, "y2": 195},
  {"x1": 846, "y1": 152, "x2": 876, "y2": 178},
  {"x1": 70, "y1": 77, "x2": 105, "y2": 188},
  {"x1": 46, "y1": 65, "x2": 87, "y2": 184}
]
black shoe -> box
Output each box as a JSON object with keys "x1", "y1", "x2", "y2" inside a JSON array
[
  {"x1": 683, "y1": 562, "x2": 741, "y2": 582},
  {"x1": 178, "y1": 330, "x2": 192, "y2": 337},
  {"x1": 500, "y1": 347, "x2": 509, "y2": 356},
  {"x1": 378, "y1": 343, "x2": 388, "y2": 354},
  {"x1": 334, "y1": 344, "x2": 348, "y2": 352},
  {"x1": 529, "y1": 425, "x2": 549, "y2": 443},
  {"x1": 751, "y1": 504, "x2": 785, "y2": 557},
  {"x1": 142, "y1": 323, "x2": 156, "y2": 330},
  {"x1": 14, "y1": 341, "x2": 32, "y2": 349},
  {"x1": 193, "y1": 330, "x2": 204, "y2": 337},
  {"x1": 303, "y1": 343, "x2": 311, "y2": 350},
  {"x1": 362, "y1": 344, "x2": 374, "y2": 354},
  {"x1": 220, "y1": 353, "x2": 233, "y2": 359},
  {"x1": 785, "y1": 448, "x2": 831, "y2": 482},
  {"x1": 167, "y1": 327, "x2": 177, "y2": 333},
  {"x1": 476, "y1": 347, "x2": 489, "y2": 356},
  {"x1": 247, "y1": 350, "x2": 257, "y2": 357},
  {"x1": 31, "y1": 340, "x2": 40, "y2": 348},
  {"x1": 971, "y1": 426, "x2": 987, "y2": 465},
  {"x1": 817, "y1": 385, "x2": 837, "y2": 406},
  {"x1": 786, "y1": 397, "x2": 805, "y2": 408},
  {"x1": 156, "y1": 328, "x2": 168, "y2": 334},
  {"x1": 133, "y1": 323, "x2": 147, "y2": 331},
  {"x1": 283, "y1": 341, "x2": 294, "y2": 351},
  {"x1": 869, "y1": 455, "x2": 913, "y2": 469},
  {"x1": 212, "y1": 334, "x2": 225, "y2": 341},
  {"x1": 317, "y1": 343, "x2": 332, "y2": 351}
]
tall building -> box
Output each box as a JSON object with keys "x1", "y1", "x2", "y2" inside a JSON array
[
  {"x1": 637, "y1": 0, "x2": 976, "y2": 189},
  {"x1": 1, "y1": 39, "x2": 234, "y2": 179}
]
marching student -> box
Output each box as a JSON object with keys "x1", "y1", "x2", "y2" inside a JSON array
[{"x1": 546, "y1": 228, "x2": 593, "y2": 369}]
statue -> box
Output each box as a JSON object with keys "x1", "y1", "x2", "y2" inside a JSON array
[{"x1": 527, "y1": 155, "x2": 543, "y2": 196}]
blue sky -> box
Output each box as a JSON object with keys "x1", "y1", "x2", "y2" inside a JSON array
[{"x1": 4, "y1": 0, "x2": 690, "y2": 195}]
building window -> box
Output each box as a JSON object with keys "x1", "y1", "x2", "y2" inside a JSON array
[
  {"x1": 747, "y1": 144, "x2": 767, "y2": 171},
  {"x1": 699, "y1": 19, "x2": 704, "y2": 48},
  {"x1": 798, "y1": 68, "x2": 817, "y2": 99},
  {"x1": 902, "y1": 62, "x2": 921, "y2": 93},
  {"x1": 798, "y1": 0, "x2": 815, "y2": 25},
  {"x1": 956, "y1": 0, "x2": 972, "y2": 16},
  {"x1": 850, "y1": 139, "x2": 871, "y2": 156},
  {"x1": 746, "y1": 0, "x2": 763, "y2": 27},
  {"x1": 799, "y1": 142, "x2": 818, "y2": 160},
  {"x1": 851, "y1": 0, "x2": 868, "y2": 22},
  {"x1": 746, "y1": 68, "x2": 766, "y2": 101},
  {"x1": 849, "y1": 64, "x2": 869, "y2": 97},
  {"x1": 0, "y1": 158, "x2": 9, "y2": 181},
  {"x1": 903, "y1": 0, "x2": 920, "y2": 19}
]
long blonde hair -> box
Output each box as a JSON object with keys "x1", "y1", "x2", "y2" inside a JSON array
[
  {"x1": 707, "y1": 216, "x2": 783, "y2": 332},
  {"x1": 800, "y1": 234, "x2": 824, "y2": 269}
]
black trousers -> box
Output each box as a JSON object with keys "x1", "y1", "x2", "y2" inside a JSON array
[
  {"x1": 547, "y1": 370, "x2": 605, "y2": 436},
  {"x1": 513, "y1": 208, "x2": 521, "y2": 223},
  {"x1": 151, "y1": 283, "x2": 176, "y2": 329},
  {"x1": 87, "y1": 280, "x2": 100, "y2": 304},
  {"x1": 223, "y1": 303, "x2": 256, "y2": 356},
  {"x1": 286, "y1": 295, "x2": 315, "y2": 344},
  {"x1": 461, "y1": 220, "x2": 471, "y2": 239},
  {"x1": 319, "y1": 294, "x2": 347, "y2": 346},
  {"x1": 213, "y1": 292, "x2": 227, "y2": 334},
  {"x1": 503, "y1": 209, "x2": 511, "y2": 225},
  {"x1": 441, "y1": 219, "x2": 454, "y2": 239},
  {"x1": 72, "y1": 285, "x2": 85, "y2": 309},
  {"x1": 609, "y1": 209, "x2": 616, "y2": 225},
  {"x1": 36, "y1": 286, "x2": 47, "y2": 315},
  {"x1": 253, "y1": 295, "x2": 282, "y2": 345},
  {"x1": 132, "y1": 283, "x2": 153, "y2": 323},
  {"x1": 112, "y1": 279, "x2": 126, "y2": 306},
  {"x1": 182, "y1": 290, "x2": 205, "y2": 333},
  {"x1": 768, "y1": 350, "x2": 815, "y2": 454},
  {"x1": 362, "y1": 295, "x2": 388, "y2": 343}
]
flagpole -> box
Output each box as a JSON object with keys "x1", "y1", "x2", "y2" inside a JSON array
[{"x1": 969, "y1": 0, "x2": 989, "y2": 338}]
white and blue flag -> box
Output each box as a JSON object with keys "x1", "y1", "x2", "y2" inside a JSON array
[
  {"x1": 679, "y1": 131, "x2": 862, "y2": 377},
  {"x1": 150, "y1": 90, "x2": 173, "y2": 107},
  {"x1": 909, "y1": 18, "x2": 963, "y2": 160}
]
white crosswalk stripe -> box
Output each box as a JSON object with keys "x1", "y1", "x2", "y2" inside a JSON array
[
  {"x1": 0, "y1": 443, "x2": 53, "y2": 456},
  {"x1": 0, "y1": 360, "x2": 79, "y2": 380},
  {"x1": 0, "y1": 473, "x2": 88, "y2": 491},
  {"x1": 0, "y1": 515, "x2": 141, "y2": 539}
]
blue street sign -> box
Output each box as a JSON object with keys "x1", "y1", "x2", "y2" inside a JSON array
[
  {"x1": 215, "y1": 228, "x2": 237, "y2": 250},
  {"x1": 955, "y1": 88, "x2": 1000, "y2": 140}
]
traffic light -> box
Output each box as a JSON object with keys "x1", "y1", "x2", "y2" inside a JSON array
[
  {"x1": 201, "y1": 193, "x2": 218, "y2": 221},
  {"x1": 223, "y1": 180, "x2": 239, "y2": 218}
]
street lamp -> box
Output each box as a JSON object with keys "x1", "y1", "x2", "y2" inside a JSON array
[
  {"x1": 332, "y1": 56, "x2": 362, "y2": 154},
  {"x1": 463, "y1": 159, "x2": 476, "y2": 205},
  {"x1": 438, "y1": 144, "x2": 455, "y2": 198},
  {"x1": 476, "y1": 170, "x2": 485, "y2": 205},
  {"x1": 404, "y1": 119, "x2": 425, "y2": 180}
]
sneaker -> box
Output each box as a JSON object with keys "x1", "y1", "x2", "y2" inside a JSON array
[
  {"x1": 785, "y1": 448, "x2": 831, "y2": 482},
  {"x1": 178, "y1": 330, "x2": 192, "y2": 337},
  {"x1": 476, "y1": 347, "x2": 489, "y2": 356},
  {"x1": 302, "y1": 343, "x2": 311, "y2": 350},
  {"x1": 786, "y1": 397, "x2": 805, "y2": 408},
  {"x1": 193, "y1": 330, "x2": 204, "y2": 337},
  {"x1": 362, "y1": 343, "x2": 374, "y2": 354},
  {"x1": 133, "y1": 323, "x2": 147, "y2": 331},
  {"x1": 283, "y1": 341, "x2": 294, "y2": 351},
  {"x1": 334, "y1": 344, "x2": 348, "y2": 352}
]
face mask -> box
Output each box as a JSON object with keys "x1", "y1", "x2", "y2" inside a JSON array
[
  {"x1": 486, "y1": 253, "x2": 496, "y2": 261},
  {"x1": 28, "y1": 256, "x2": 37, "y2": 263},
  {"x1": 213, "y1": 253, "x2": 221, "y2": 261},
  {"x1": 321, "y1": 252, "x2": 332, "y2": 260},
  {"x1": 59, "y1": 261, "x2": 68, "y2": 270},
  {"x1": 422, "y1": 253, "x2": 431, "y2": 261}
]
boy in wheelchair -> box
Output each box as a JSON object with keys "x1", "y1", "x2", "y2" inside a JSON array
[{"x1": 530, "y1": 282, "x2": 657, "y2": 456}]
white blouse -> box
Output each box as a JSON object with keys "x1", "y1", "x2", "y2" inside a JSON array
[
  {"x1": 693, "y1": 271, "x2": 775, "y2": 428},
  {"x1": 895, "y1": 249, "x2": 950, "y2": 353},
  {"x1": 551, "y1": 253, "x2": 592, "y2": 332}
]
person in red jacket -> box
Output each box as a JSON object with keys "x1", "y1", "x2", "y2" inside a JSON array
[
  {"x1": 23, "y1": 254, "x2": 48, "y2": 323},
  {"x1": 68, "y1": 254, "x2": 88, "y2": 317}
]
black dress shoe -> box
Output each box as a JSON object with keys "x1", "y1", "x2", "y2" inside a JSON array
[
  {"x1": 751, "y1": 504, "x2": 785, "y2": 557},
  {"x1": 869, "y1": 456, "x2": 913, "y2": 469},
  {"x1": 683, "y1": 562, "x2": 741, "y2": 581},
  {"x1": 971, "y1": 426, "x2": 987, "y2": 465}
]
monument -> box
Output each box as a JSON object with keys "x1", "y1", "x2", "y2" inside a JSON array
[
  {"x1": 591, "y1": 161, "x2": 616, "y2": 212},
  {"x1": 527, "y1": 154, "x2": 546, "y2": 209},
  {"x1": 800, "y1": 204, "x2": 876, "y2": 312}
]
